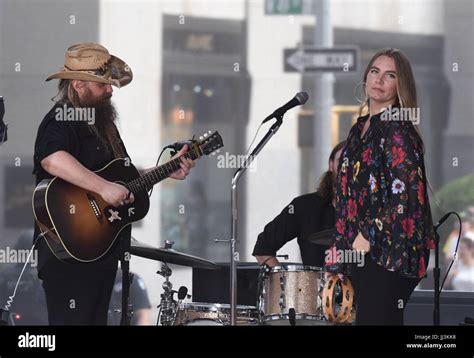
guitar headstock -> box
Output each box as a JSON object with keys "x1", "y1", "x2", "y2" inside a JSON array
[{"x1": 197, "y1": 131, "x2": 223, "y2": 156}]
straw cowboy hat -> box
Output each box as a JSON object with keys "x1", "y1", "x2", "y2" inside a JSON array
[{"x1": 46, "y1": 43, "x2": 133, "y2": 88}]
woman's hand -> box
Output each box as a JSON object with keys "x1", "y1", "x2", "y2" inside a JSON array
[
  {"x1": 325, "y1": 271, "x2": 346, "y2": 282},
  {"x1": 352, "y1": 231, "x2": 370, "y2": 253}
]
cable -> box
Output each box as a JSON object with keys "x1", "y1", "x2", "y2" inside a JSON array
[
  {"x1": 243, "y1": 122, "x2": 264, "y2": 159},
  {"x1": 439, "y1": 212, "x2": 463, "y2": 293},
  {"x1": 2, "y1": 231, "x2": 47, "y2": 315},
  {"x1": 147, "y1": 147, "x2": 167, "y2": 198}
]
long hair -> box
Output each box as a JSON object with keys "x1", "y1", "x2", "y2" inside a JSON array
[
  {"x1": 317, "y1": 141, "x2": 346, "y2": 203},
  {"x1": 358, "y1": 48, "x2": 438, "y2": 203},
  {"x1": 52, "y1": 79, "x2": 125, "y2": 158}
]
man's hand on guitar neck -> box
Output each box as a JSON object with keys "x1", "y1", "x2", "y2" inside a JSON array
[
  {"x1": 169, "y1": 144, "x2": 195, "y2": 180},
  {"x1": 41, "y1": 150, "x2": 134, "y2": 207},
  {"x1": 141, "y1": 144, "x2": 195, "y2": 180}
]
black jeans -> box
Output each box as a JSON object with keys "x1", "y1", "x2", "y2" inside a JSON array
[
  {"x1": 351, "y1": 254, "x2": 420, "y2": 325},
  {"x1": 41, "y1": 259, "x2": 118, "y2": 326}
]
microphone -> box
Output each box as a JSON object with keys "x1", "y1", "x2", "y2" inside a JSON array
[
  {"x1": 177, "y1": 286, "x2": 188, "y2": 300},
  {"x1": 0, "y1": 97, "x2": 7, "y2": 144},
  {"x1": 262, "y1": 92, "x2": 309, "y2": 123}
]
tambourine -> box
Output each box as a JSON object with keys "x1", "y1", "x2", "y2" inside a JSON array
[{"x1": 322, "y1": 275, "x2": 354, "y2": 323}]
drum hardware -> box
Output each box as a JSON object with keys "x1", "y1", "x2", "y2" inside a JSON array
[
  {"x1": 279, "y1": 274, "x2": 286, "y2": 312},
  {"x1": 174, "y1": 302, "x2": 258, "y2": 326},
  {"x1": 156, "y1": 262, "x2": 176, "y2": 326},
  {"x1": 130, "y1": 237, "x2": 221, "y2": 326},
  {"x1": 130, "y1": 238, "x2": 220, "y2": 269},
  {"x1": 288, "y1": 308, "x2": 296, "y2": 326}
]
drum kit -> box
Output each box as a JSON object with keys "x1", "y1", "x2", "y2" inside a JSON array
[{"x1": 129, "y1": 229, "x2": 356, "y2": 326}]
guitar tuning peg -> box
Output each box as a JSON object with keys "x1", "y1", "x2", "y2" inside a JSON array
[
  {"x1": 208, "y1": 130, "x2": 212, "y2": 134},
  {"x1": 216, "y1": 149, "x2": 220, "y2": 153},
  {"x1": 199, "y1": 136, "x2": 203, "y2": 140},
  {"x1": 203, "y1": 133, "x2": 208, "y2": 138}
]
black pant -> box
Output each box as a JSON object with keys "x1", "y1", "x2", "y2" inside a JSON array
[
  {"x1": 41, "y1": 259, "x2": 117, "y2": 325},
  {"x1": 351, "y1": 254, "x2": 420, "y2": 325}
]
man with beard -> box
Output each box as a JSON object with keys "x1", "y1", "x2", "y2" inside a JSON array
[
  {"x1": 253, "y1": 141, "x2": 346, "y2": 267},
  {"x1": 32, "y1": 43, "x2": 194, "y2": 325}
]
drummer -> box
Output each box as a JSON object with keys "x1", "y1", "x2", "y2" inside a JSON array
[{"x1": 253, "y1": 141, "x2": 346, "y2": 267}]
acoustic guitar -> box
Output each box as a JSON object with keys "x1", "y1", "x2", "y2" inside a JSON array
[{"x1": 32, "y1": 131, "x2": 223, "y2": 263}]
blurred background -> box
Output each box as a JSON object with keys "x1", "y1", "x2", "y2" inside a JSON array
[{"x1": 0, "y1": 0, "x2": 472, "y2": 325}]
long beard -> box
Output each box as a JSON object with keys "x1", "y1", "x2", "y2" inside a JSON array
[{"x1": 79, "y1": 91, "x2": 124, "y2": 158}]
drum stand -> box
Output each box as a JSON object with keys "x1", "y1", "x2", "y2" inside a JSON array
[{"x1": 156, "y1": 262, "x2": 177, "y2": 326}]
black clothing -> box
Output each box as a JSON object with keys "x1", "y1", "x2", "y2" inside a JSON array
[
  {"x1": 351, "y1": 253, "x2": 420, "y2": 325},
  {"x1": 41, "y1": 260, "x2": 117, "y2": 325},
  {"x1": 252, "y1": 192, "x2": 335, "y2": 267},
  {"x1": 33, "y1": 103, "x2": 129, "y2": 276},
  {"x1": 32, "y1": 103, "x2": 130, "y2": 325}
]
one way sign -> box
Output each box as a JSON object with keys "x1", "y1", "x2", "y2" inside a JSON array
[{"x1": 284, "y1": 47, "x2": 358, "y2": 72}]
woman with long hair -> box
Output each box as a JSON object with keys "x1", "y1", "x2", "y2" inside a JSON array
[
  {"x1": 253, "y1": 141, "x2": 346, "y2": 267},
  {"x1": 326, "y1": 48, "x2": 435, "y2": 325}
]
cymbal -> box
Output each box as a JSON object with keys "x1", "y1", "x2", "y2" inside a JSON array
[
  {"x1": 304, "y1": 228, "x2": 336, "y2": 246},
  {"x1": 130, "y1": 238, "x2": 220, "y2": 270}
]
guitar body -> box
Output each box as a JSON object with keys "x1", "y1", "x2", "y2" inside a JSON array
[{"x1": 33, "y1": 158, "x2": 150, "y2": 263}]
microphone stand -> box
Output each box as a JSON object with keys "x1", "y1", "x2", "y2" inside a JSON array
[
  {"x1": 432, "y1": 212, "x2": 458, "y2": 326},
  {"x1": 229, "y1": 115, "x2": 283, "y2": 326},
  {"x1": 433, "y1": 226, "x2": 441, "y2": 326},
  {"x1": 120, "y1": 227, "x2": 133, "y2": 326}
]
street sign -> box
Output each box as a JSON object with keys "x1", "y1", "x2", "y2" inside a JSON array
[
  {"x1": 284, "y1": 47, "x2": 359, "y2": 72},
  {"x1": 265, "y1": 0, "x2": 315, "y2": 15}
]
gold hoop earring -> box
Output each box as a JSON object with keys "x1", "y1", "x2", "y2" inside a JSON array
[{"x1": 354, "y1": 81, "x2": 368, "y2": 104}]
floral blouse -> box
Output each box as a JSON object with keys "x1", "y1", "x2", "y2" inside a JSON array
[{"x1": 326, "y1": 110, "x2": 435, "y2": 278}]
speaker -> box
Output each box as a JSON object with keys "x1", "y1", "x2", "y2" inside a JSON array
[
  {"x1": 192, "y1": 262, "x2": 261, "y2": 306},
  {"x1": 404, "y1": 290, "x2": 474, "y2": 325}
]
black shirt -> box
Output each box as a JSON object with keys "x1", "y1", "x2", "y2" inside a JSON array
[
  {"x1": 32, "y1": 103, "x2": 130, "y2": 277},
  {"x1": 252, "y1": 192, "x2": 335, "y2": 267}
]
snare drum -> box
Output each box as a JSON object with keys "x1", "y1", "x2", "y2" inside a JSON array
[
  {"x1": 258, "y1": 264, "x2": 327, "y2": 325},
  {"x1": 174, "y1": 302, "x2": 258, "y2": 326}
]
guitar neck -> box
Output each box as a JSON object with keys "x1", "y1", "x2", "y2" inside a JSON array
[{"x1": 126, "y1": 146, "x2": 201, "y2": 193}]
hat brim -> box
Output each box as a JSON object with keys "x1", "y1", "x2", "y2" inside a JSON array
[{"x1": 46, "y1": 55, "x2": 133, "y2": 88}]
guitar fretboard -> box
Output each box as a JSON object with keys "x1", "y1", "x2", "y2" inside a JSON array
[{"x1": 126, "y1": 147, "x2": 201, "y2": 193}]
